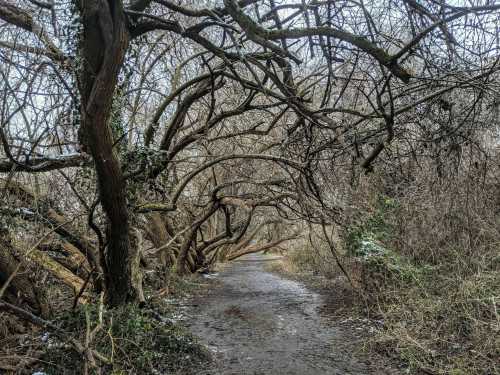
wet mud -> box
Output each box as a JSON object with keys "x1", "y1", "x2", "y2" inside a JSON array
[{"x1": 184, "y1": 254, "x2": 397, "y2": 375}]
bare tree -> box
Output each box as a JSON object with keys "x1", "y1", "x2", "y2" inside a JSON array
[{"x1": 0, "y1": 0, "x2": 498, "y2": 307}]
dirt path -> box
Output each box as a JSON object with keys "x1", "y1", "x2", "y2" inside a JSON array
[{"x1": 184, "y1": 254, "x2": 396, "y2": 375}]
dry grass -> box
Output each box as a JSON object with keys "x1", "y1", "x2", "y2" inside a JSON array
[{"x1": 283, "y1": 164, "x2": 500, "y2": 374}]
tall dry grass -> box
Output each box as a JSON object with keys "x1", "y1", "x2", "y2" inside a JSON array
[{"x1": 286, "y1": 156, "x2": 500, "y2": 374}]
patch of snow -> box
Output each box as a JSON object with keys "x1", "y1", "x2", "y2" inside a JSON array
[
  {"x1": 19, "y1": 207, "x2": 35, "y2": 215},
  {"x1": 202, "y1": 273, "x2": 219, "y2": 279}
]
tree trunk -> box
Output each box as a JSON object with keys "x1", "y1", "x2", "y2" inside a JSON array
[
  {"x1": 2, "y1": 179, "x2": 101, "y2": 287},
  {"x1": 0, "y1": 229, "x2": 44, "y2": 315},
  {"x1": 38, "y1": 241, "x2": 91, "y2": 280},
  {"x1": 176, "y1": 205, "x2": 219, "y2": 275},
  {"x1": 77, "y1": 1, "x2": 134, "y2": 306},
  {"x1": 27, "y1": 249, "x2": 89, "y2": 303},
  {"x1": 145, "y1": 213, "x2": 175, "y2": 269},
  {"x1": 175, "y1": 226, "x2": 197, "y2": 276}
]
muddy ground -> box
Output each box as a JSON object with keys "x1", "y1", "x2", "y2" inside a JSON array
[{"x1": 183, "y1": 254, "x2": 400, "y2": 375}]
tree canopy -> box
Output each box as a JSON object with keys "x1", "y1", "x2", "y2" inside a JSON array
[{"x1": 0, "y1": 0, "x2": 499, "y2": 307}]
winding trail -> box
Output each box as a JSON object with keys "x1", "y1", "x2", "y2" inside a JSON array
[{"x1": 185, "y1": 254, "x2": 396, "y2": 375}]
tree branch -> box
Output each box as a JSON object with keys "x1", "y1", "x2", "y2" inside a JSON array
[
  {"x1": 0, "y1": 154, "x2": 91, "y2": 173},
  {"x1": 0, "y1": 1, "x2": 67, "y2": 63}
]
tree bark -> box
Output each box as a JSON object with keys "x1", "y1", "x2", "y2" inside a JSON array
[
  {"x1": 2, "y1": 179, "x2": 101, "y2": 287},
  {"x1": 0, "y1": 229, "x2": 43, "y2": 314},
  {"x1": 77, "y1": 0, "x2": 134, "y2": 306},
  {"x1": 27, "y1": 249, "x2": 88, "y2": 302},
  {"x1": 176, "y1": 205, "x2": 219, "y2": 275},
  {"x1": 144, "y1": 213, "x2": 175, "y2": 269},
  {"x1": 38, "y1": 241, "x2": 91, "y2": 280}
]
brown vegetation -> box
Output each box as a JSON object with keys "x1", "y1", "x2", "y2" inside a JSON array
[
  {"x1": 0, "y1": 0, "x2": 498, "y2": 373},
  {"x1": 280, "y1": 158, "x2": 500, "y2": 374}
]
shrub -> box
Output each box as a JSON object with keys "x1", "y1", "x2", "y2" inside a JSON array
[{"x1": 39, "y1": 303, "x2": 209, "y2": 375}]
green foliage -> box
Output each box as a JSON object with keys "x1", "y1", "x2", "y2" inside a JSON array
[
  {"x1": 345, "y1": 195, "x2": 397, "y2": 257},
  {"x1": 41, "y1": 303, "x2": 209, "y2": 375},
  {"x1": 364, "y1": 250, "x2": 434, "y2": 287},
  {"x1": 109, "y1": 90, "x2": 127, "y2": 153}
]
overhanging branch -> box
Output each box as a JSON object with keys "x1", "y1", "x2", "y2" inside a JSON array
[{"x1": 0, "y1": 154, "x2": 91, "y2": 173}]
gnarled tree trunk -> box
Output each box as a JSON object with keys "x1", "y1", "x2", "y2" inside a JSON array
[
  {"x1": 77, "y1": 0, "x2": 134, "y2": 306},
  {"x1": 144, "y1": 213, "x2": 176, "y2": 270}
]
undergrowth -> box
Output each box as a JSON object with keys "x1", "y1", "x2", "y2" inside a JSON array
[
  {"x1": 349, "y1": 191, "x2": 499, "y2": 374},
  {"x1": 37, "y1": 301, "x2": 209, "y2": 375},
  {"x1": 32, "y1": 275, "x2": 210, "y2": 375},
  {"x1": 283, "y1": 176, "x2": 500, "y2": 375}
]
